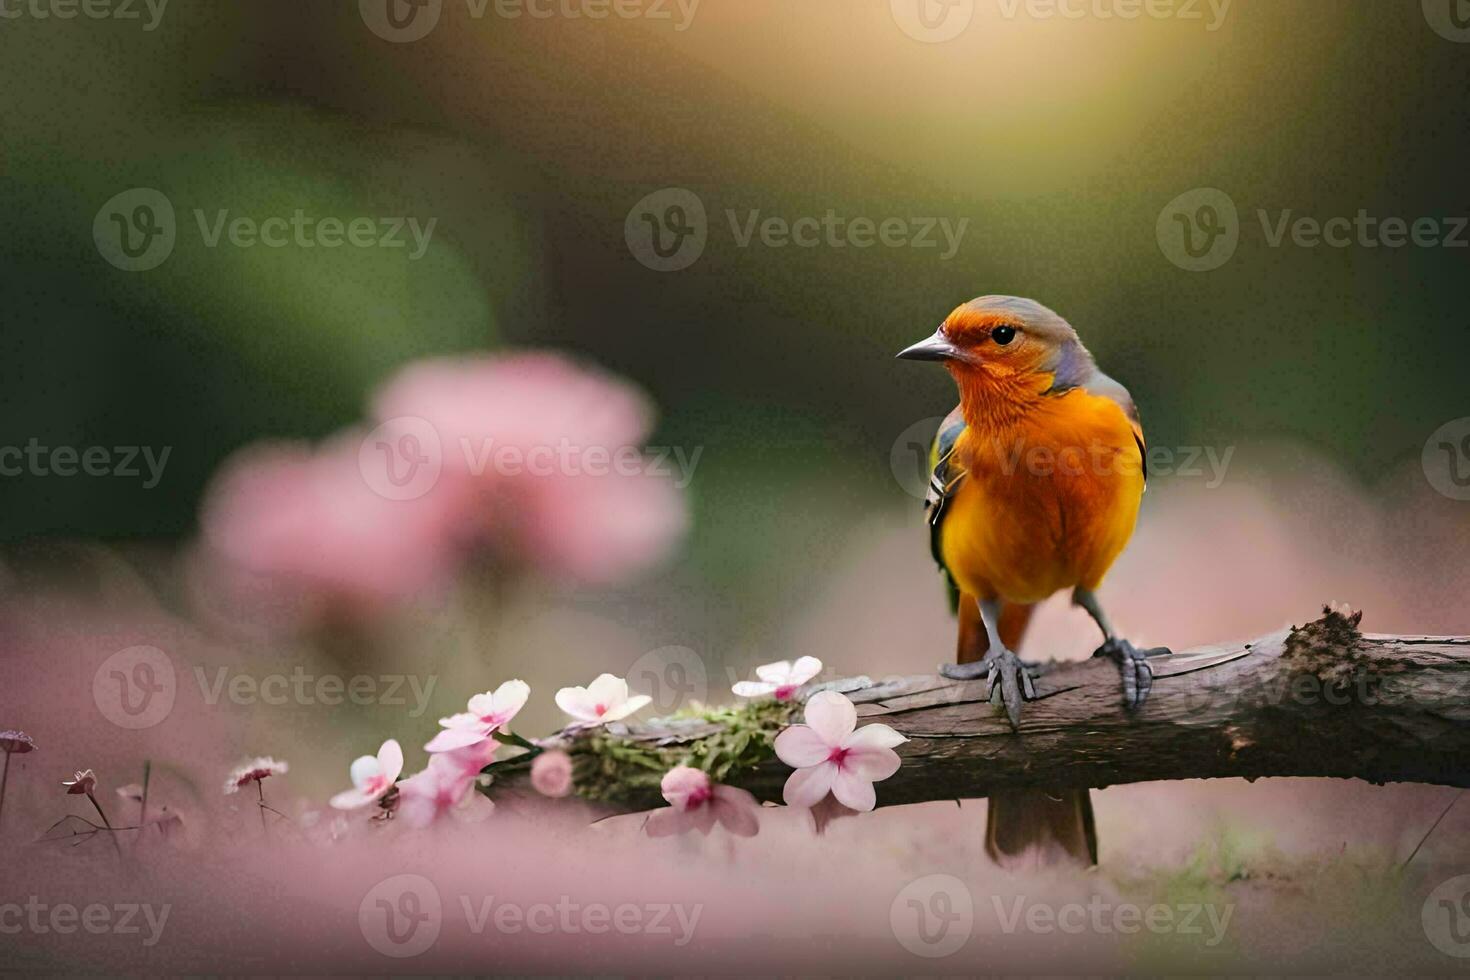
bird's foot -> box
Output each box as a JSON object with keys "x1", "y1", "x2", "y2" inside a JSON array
[
  {"x1": 1092, "y1": 638, "x2": 1171, "y2": 710},
  {"x1": 941, "y1": 648, "x2": 1037, "y2": 729}
]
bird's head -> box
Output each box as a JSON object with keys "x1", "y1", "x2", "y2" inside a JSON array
[{"x1": 896, "y1": 295, "x2": 1093, "y2": 398}]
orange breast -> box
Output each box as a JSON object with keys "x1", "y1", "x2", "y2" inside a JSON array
[{"x1": 938, "y1": 389, "x2": 1144, "y2": 603}]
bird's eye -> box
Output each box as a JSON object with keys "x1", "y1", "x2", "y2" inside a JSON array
[{"x1": 991, "y1": 326, "x2": 1017, "y2": 346}]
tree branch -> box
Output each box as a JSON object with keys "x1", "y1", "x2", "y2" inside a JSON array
[{"x1": 492, "y1": 608, "x2": 1470, "y2": 814}]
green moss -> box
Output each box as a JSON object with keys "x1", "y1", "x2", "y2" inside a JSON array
[{"x1": 572, "y1": 697, "x2": 798, "y2": 803}]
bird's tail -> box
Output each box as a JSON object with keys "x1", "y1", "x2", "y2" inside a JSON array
[{"x1": 956, "y1": 598, "x2": 1097, "y2": 868}]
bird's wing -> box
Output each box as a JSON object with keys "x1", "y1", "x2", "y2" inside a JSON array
[
  {"x1": 1082, "y1": 370, "x2": 1148, "y2": 485},
  {"x1": 926, "y1": 406, "x2": 968, "y2": 613}
]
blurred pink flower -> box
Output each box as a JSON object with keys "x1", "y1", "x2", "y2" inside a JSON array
[
  {"x1": 774, "y1": 692, "x2": 906, "y2": 812},
  {"x1": 372, "y1": 352, "x2": 655, "y2": 474},
  {"x1": 330, "y1": 740, "x2": 404, "y2": 810},
  {"x1": 371, "y1": 351, "x2": 688, "y2": 585},
  {"x1": 200, "y1": 435, "x2": 468, "y2": 610},
  {"x1": 555, "y1": 673, "x2": 651, "y2": 725},
  {"x1": 645, "y1": 766, "x2": 759, "y2": 838},
  {"x1": 395, "y1": 754, "x2": 481, "y2": 829},
  {"x1": 732, "y1": 657, "x2": 822, "y2": 701},
  {"x1": 530, "y1": 750, "x2": 573, "y2": 797},
  {"x1": 425, "y1": 680, "x2": 530, "y2": 753}
]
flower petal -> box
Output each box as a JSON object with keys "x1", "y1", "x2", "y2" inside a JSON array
[
  {"x1": 347, "y1": 755, "x2": 380, "y2": 789},
  {"x1": 841, "y1": 723, "x2": 908, "y2": 752},
  {"x1": 555, "y1": 686, "x2": 595, "y2": 721},
  {"x1": 774, "y1": 725, "x2": 831, "y2": 768},
  {"x1": 644, "y1": 807, "x2": 690, "y2": 838},
  {"x1": 782, "y1": 762, "x2": 835, "y2": 808},
  {"x1": 377, "y1": 739, "x2": 404, "y2": 783},
  {"x1": 713, "y1": 798, "x2": 760, "y2": 838},
  {"x1": 755, "y1": 660, "x2": 793, "y2": 684},
  {"x1": 842, "y1": 745, "x2": 902, "y2": 783},
  {"x1": 731, "y1": 680, "x2": 777, "y2": 698},
  {"x1": 496, "y1": 678, "x2": 530, "y2": 714},
  {"x1": 602, "y1": 693, "x2": 651, "y2": 722},
  {"x1": 830, "y1": 769, "x2": 877, "y2": 812},
  {"x1": 803, "y1": 690, "x2": 856, "y2": 744},
  {"x1": 425, "y1": 726, "x2": 492, "y2": 753},
  {"x1": 586, "y1": 672, "x2": 628, "y2": 708},
  {"x1": 329, "y1": 787, "x2": 377, "y2": 810},
  {"x1": 788, "y1": 656, "x2": 823, "y2": 685}
]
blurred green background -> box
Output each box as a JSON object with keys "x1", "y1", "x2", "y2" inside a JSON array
[{"x1": 2, "y1": 0, "x2": 1466, "y2": 615}]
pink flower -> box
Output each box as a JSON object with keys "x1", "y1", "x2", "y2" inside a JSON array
[
  {"x1": 223, "y1": 756, "x2": 288, "y2": 795},
  {"x1": 371, "y1": 352, "x2": 688, "y2": 585},
  {"x1": 554, "y1": 673, "x2": 651, "y2": 725},
  {"x1": 200, "y1": 435, "x2": 467, "y2": 610},
  {"x1": 425, "y1": 680, "x2": 530, "y2": 753},
  {"x1": 329, "y1": 740, "x2": 404, "y2": 810},
  {"x1": 645, "y1": 766, "x2": 759, "y2": 838},
  {"x1": 62, "y1": 770, "x2": 96, "y2": 795},
  {"x1": 372, "y1": 352, "x2": 655, "y2": 476},
  {"x1": 732, "y1": 656, "x2": 822, "y2": 701},
  {"x1": 530, "y1": 751, "x2": 573, "y2": 797},
  {"x1": 394, "y1": 754, "x2": 481, "y2": 829},
  {"x1": 773, "y1": 691, "x2": 907, "y2": 812}
]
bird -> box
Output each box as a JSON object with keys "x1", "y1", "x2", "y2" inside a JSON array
[{"x1": 896, "y1": 294, "x2": 1169, "y2": 867}]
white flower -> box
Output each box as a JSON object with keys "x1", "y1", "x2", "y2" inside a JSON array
[
  {"x1": 425, "y1": 679, "x2": 531, "y2": 753},
  {"x1": 773, "y1": 691, "x2": 906, "y2": 812},
  {"x1": 732, "y1": 656, "x2": 822, "y2": 700},
  {"x1": 554, "y1": 673, "x2": 651, "y2": 725},
  {"x1": 329, "y1": 739, "x2": 404, "y2": 810}
]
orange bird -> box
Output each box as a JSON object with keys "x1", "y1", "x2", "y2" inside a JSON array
[{"x1": 897, "y1": 295, "x2": 1169, "y2": 866}]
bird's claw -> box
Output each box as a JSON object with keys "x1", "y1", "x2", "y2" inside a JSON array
[
  {"x1": 940, "y1": 649, "x2": 1036, "y2": 729},
  {"x1": 1092, "y1": 638, "x2": 1170, "y2": 710}
]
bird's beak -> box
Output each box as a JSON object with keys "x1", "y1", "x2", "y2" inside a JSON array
[{"x1": 895, "y1": 330, "x2": 960, "y2": 362}]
